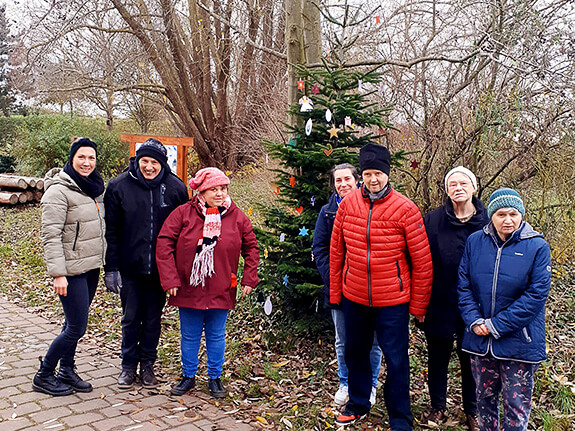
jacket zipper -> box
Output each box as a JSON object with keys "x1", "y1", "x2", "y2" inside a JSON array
[
  {"x1": 148, "y1": 189, "x2": 154, "y2": 273},
  {"x1": 491, "y1": 246, "x2": 503, "y2": 317},
  {"x1": 522, "y1": 327, "x2": 532, "y2": 343},
  {"x1": 344, "y1": 257, "x2": 349, "y2": 285},
  {"x1": 72, "y1": 222, "x2": 80, "y2": 251},
  {"x1": 366, "y1": 201, "x2": 374, "y2": 307},
  {"x1": 396, "y1": 261, "x2": 403, "y2": 291}
]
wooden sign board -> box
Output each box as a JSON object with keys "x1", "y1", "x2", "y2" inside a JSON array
[{"x1": 120, "y1": 134, "x2": 194, "y2": 191}]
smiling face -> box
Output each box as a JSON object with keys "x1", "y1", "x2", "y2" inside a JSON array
[
  {"x1": 72, "y1": 147, "x2": 96, "y2": 177},
  {"x1": 492, "y1": 208, "x2": 523, "y2": 240},
  {"x1": 138, "y1": 156, "x2": 162, "y2": 180},
  {"x1": 333, "y1": 168, "x2": 358, "y2": 199},
  {"x1": 362, "y1": 169, "x2": 389, "y2": 194},
  {"x1": 201, "y1": 185, "x2": 229, "y2": 208},
  {"x1": 446, "y1": 172, "x2": 475, "y2": 204}
]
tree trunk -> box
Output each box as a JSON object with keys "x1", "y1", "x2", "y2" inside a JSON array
[{"x1": 285, "y1": 0, "x2": 305, "y2": 126}]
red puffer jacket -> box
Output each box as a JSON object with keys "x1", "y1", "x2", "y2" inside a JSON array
[
  {"x1": 156, "y1": 197, "x2": 259, "y2": 310},
  {"x1": 330, "y1": 186, "x2": 432, "y2": 316}
]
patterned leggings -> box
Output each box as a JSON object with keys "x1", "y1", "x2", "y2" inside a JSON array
[{"x1": 470, "y1": 355, "x2": 537, "y2": 431}]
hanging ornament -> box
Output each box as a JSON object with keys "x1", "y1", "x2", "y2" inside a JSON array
[
  {"x1": 296, "y1": 206, "x2": 303, "y2": 215},
  {"x1": 279, "y1": 233, "x2": 285, "y2": 242},
  {"x1": 289, "y1": 175, "x2": 296, "y2": 187},
  {"x1": 411, "y1": 160, "x2": 420, "y2": 170},
  {"x1": 297, "y1": 79, "x2": 304, "y2": 91},
  {"x1": 323, "y1": 148, "x2": 333, "y2": 157},
  {"x1": 376, "y1": 15, "x2": 380, "y2": 24},
  {"x1": 264, "y1": 248, "x2": 269, "y2": 259},
  {"x1": 299, "y1": 96, "x2": 313, "y2": 112},
  {"x1": 379, "y1": 82, "x2": 385, "y2": 95},
  {"x1": 344, "y1": 116, "x2": 352, "y2": 127},
  {"x1": 283, "y1": 275, "x2": 289, "y2": 286},
  {"x1": 264, "y1": 296, "x2": 273, "y2": 315},
  {"x1": 299, "y1": 226, "x2": 309, "y2": 236},
  {"x1": 357, "y1": 79, "x2": 363, "y2": 91},
  {"x1": 328, "y1": 126, "x2": 340, "y2": 139},
  {"x1": 288, "y1": 137, "x2": 296, "y2": 147},
  {"x1": 311, "y1": 84, "x2": 320, "y2": 95},
  {"x1": 310, "y1": 195, "x2": 316, "y2": 206},
  {"x1": 265, "y1": 154, "x2": 269, "y2": 164},
  {"x1": 273, "y1": 187, "x2": 280, "y2": 195},
  {"x1": 248, "y1": 207, "x2": 253, "y2": 216},
  {"x1": 325, "y1": 109, "x2": 332, "y2": 122},
  {"x1": 305, "y1": 118, "x2": 313, "y2": 136}
]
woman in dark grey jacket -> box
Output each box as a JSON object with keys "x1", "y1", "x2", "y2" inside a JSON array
[{"x1": 35, "y1": 137, "x2": 106, "y2": 396}]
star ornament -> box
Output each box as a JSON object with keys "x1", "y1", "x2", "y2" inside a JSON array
[
  {"x1": 411, "y1": 160, "x2": 420, "y2": 170},
  {"x1": 283, "y1": 275, "x2": 289, "y2": 286},
  {"x1": 311, "y1": 84, "x2": 320, "y2": 95},
  {"x1": 299, "y1": 226, "x2": 309, "y2": 236},
  {"x1": 297, "y1": 79, "x2": 304, "y2": 91},
  {"x1": 328, "y1": 126, "x2": 340, "y2": 139}
]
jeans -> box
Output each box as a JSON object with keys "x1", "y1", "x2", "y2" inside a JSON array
[
  {"x1": 471, "y1": 355, "x2": 536, "y2": 431},
  {"x1": 426, "y1": 333, "x2": 477, "y2": 414},
  {"x1": 343, "y1": 297, "x2": 413, "y2": 431},
  {"x1": 120, "y1": 273, "x2": 166, "y2": 370},
  {"x1": 331, "y1": 309, "x2": 382, "y2": 387},
  {"x1": 43, "y1": 269, "x2": 99, "y2": 371},
  {"x1": 179, "y1": 308, "x2": 229, "y2": 379}
]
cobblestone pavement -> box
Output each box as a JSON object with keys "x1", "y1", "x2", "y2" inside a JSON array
[{"x1": 0, "y1": 296, "x2": 256, "y2": 431}]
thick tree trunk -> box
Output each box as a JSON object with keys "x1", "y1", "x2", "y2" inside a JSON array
[{"x1": 285, "y1": 0, "x2": 304, "y2": 126}]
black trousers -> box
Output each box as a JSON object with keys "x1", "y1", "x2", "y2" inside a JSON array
[
  {"x1": 119, "y1": 273, "x2": 166, "y2": 370},
  {"x1": 425, "y1": 333, "x2": 477, "y2": 415}
]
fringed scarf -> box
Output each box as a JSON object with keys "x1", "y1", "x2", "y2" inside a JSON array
[{"x1": 189, "y1": 194, "x2": 232, "y2": 287}]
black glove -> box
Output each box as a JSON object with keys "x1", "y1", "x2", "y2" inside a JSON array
[{"x1": 104, "y1": 271, "x2": 122, "y2": 294}]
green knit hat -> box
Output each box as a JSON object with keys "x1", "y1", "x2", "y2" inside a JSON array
[{"x1": 487, "y1": 188, "x2": 525, "y2": 219}]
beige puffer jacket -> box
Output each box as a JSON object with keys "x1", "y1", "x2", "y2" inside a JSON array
[{"x1": 41, "y1": 168, "x2": 106, "y2": 277}]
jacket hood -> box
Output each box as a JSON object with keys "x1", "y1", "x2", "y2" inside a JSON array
[
  {"x1": 44, "y1": 167, "x2": 81, "y2": 193},
  {"x1": 483, "y1": 220, "x2": 543, "y2": 243}
]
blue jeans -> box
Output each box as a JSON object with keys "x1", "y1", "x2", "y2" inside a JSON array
[
  {"x1": 343, "y1": 297, "x2": 413, "y2": 431},
  {"x1": 331, "y1": 309, "x2": 382, "y2": 387},
  {"x1": 179, "y1": 308, "x2": 229, "y2": 379},
  {"x1": 43, "y1": 269, "x2": 99, "y2": 371}
]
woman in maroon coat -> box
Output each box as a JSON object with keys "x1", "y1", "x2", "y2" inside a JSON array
[{"x1": 156, "y1": 168, "x2": 259, "y2": 398}]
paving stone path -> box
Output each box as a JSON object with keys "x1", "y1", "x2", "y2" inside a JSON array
[{"x1": 0, "y1": 296, "x2": 256, "y2": 431}]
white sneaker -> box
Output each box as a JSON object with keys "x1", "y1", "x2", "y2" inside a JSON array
[
  {"x1": 369, "y1": 386, "x2": 377, "y2": 407},
  {"x1": 334, "y1": 384, "x2": 349, "y2": 405}
]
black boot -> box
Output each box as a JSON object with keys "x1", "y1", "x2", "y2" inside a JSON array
[
  {"x1": 140, "y1": 363, "x2": 159, "y2": 388},
  {"x1": 57, "y1": 364, "x2": 93, "y2": 393},
  {"x1": 32, "y1": 358, "x2": 74, "y2": 396}
]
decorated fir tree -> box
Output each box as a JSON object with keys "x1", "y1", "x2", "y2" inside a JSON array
[{"x1": 257, "y1": 61, "x2": 405, "y2": 322}]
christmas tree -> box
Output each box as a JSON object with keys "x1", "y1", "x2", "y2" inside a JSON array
[{"x1": 257, "y1": 60, "x2": 406, "y2": 323}]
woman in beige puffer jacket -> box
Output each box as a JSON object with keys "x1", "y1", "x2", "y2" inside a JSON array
[{"x1": 33, "y1": 138, "x2": 106, "y2": 397}]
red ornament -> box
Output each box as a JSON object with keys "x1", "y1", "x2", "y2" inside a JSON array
[
  {"x1": 376, "y1": 16, "x2": 380, "y2": 24},
  {"x1": 311, "y1": 85, "x2": 320, "y2": 95},
  {"x1": 411, "y1": 160, "x2": 420, "y2": 170},
  {"x1": 289, "y1": 175, "x2": 296, "y2": 187},
  {"x1": 296, "y1": 206, "x2": 303, "y2": 214},
  {"x1": 273, "y1": 187, "x2": 280, "y2": 195},
  {"x1": 297, "y1": 79, "x2": 304, "y2": 91}
]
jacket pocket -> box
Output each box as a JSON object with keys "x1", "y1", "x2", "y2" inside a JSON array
[
  {"x1": 522, "y1": 327, "x2": 532, "y2": 343},
  {"x1": 72, "y1": 222, "x2": 80, "y2": 251},
  {"x1": 396, "y1": 261, "x2": 403, "y2": 291}
]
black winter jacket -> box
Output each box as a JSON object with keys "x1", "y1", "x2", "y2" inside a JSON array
[
  {"x1": 423, "y1": 196, "x2": 488, "y2": 338},
  {"x1": 104, "y1": 160, "x2": 188, "y2": 275}
]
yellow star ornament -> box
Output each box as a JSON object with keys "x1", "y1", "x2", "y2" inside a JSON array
[{"x1": 327, "y1": 126, "x2": 340, "y2": 139}]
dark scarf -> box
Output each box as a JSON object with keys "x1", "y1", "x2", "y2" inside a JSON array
[
  {"x1": 63, "y1": 162, "x2": 104, "y2": 199},
  {"x1": 128, "y1": 157, "x2": 168, "y2": 189}
]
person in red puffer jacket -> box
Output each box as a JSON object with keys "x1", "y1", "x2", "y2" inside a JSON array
[{"x1": 330, "y1": 143, "x2": 433, "y2": 430}]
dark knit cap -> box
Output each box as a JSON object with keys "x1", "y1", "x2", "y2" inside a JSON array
[
  {"x1": 69, "y1": 138, "x2": 97, "y2": 161},
  {"x1": 136, "y1": 138, "x2": 168, "y2": 165},
  {"x1": 359, "y1": 143, "x2": 391, "y2": 175},
  {"x1": 487, "y1": 187, "x2": 525, "y2": 218}
]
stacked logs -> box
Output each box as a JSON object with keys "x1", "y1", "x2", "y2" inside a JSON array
[{"x1": 0, "y1": 174, "x2": 44, "y2": 205}]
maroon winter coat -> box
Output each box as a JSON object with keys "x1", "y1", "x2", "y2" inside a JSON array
[{"x1": 156, "y1": 197, "x2": 259, "y2": 309}]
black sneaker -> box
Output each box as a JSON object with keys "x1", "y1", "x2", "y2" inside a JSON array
[
  {"x1": 170, "y1": 376, "x2": 196, "y2": 396},
  {"x1": 335, "y1": 407, "x2": 367, "y2": 426},
  {"x1": 117, "y1": 369, "x2": 137, "y2": 389},
  {"x1": 140, "y1": 364, "x2": 159, "y2": 388},
  {"x1": 208, "y1": 377, "x2": 227, "y2": 398}
]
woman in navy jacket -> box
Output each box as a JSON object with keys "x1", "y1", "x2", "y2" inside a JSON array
[{"x1": 458, "y1": 188, "x2": 551, "y2": 431}]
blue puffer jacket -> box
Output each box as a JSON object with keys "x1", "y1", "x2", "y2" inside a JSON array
[
  {"x1": 312, "y1": 192, "x2": 340, "y2": 308},
  {"x1": 458, "y1": 221, "x2": 551, "y2": 363}
]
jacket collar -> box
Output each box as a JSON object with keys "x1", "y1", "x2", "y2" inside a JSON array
[
  {"x1": 444, "y1": 196, "x2": 486, "y2": 227},
  {"x1": 483, "y1": 220, "x2": 542, "y2": 245},
  {"x1": 361, "y1": 182, "x2": 392, "y2": 202}
]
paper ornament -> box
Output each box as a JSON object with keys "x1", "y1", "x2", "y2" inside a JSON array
[
  {"x1": 283, "y1": 275, "x2": 289, "y2": 286},
  {"x1": 265, "y1": 154, "x2": 269, "y2": 163},
  {"x1": 376, "y1": 15, "x2": 380, "y2": 24},
  {"x1": 273, "y1": 187, "x2": 280, "y2": 195},
  {"x1": 297, "y1": 79, "x2": 304, "y2": 91},
  {"x1": 411, "y1": 160, "x2": 420, "y2": 170},
  {"x1": 328, "y1": 126, "x2": 339, "y2": 139},
  {"x1": 305, "y1": 118, "x2": 313, "y2": 136},
  {"x1": 288, "y1": 138, "x2": 296, "y2": 147},
  {"x1": 325, "y1": 109, "x2": 332, "y2": 122},
  {"x1": 264, "y1": 296, "x2": 273, "y2": 315},
  {"x1": 358, "y1": 79, "x2": 363, "y2": 91},
  {"x1": 310, "y1": 195, "x2": 316, "y2": 206},
  {"x1": 279, "y1": 233, "x2": 285, "y2": 242},
  {"x1": 296, "y1": 206, "x2": 303, "y2": 214},
  {"x1": 264, "y1": 248, "x2": 269, "y2": 259},
  {"x1": 311, "y1": 84, "x2": 320, "y2": 95},
  {"x1": 299, "y1": 226, "x2": 309, "y2": 236},
  {"x1": 344, "y1": 116, "x2": 352, "y2": 127},
  {"x1": 323, "y1": 148, "x2": 333, "y2": 157},
  {"x1": 248, "y1": 207, "x2": 253, "y2": 216},
  {"x1": 379, "y1": 82, "x2": 385, "y2": 94},
  {"x1": 299, "y1": 96, "x2": 313, "y2": 112},
  {"x1": 289, "y1": 175, "x2": 296, "y2": 187}
]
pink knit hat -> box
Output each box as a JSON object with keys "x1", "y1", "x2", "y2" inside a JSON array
[{"x1": 189, "y1": 167, "x2": 230, "y2": 192}]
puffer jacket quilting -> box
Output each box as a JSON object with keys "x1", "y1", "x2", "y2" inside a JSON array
[
  {"x1": 330, "y1": 187, "x2": 433, "y2": 315},
  {"x1": 41, "y1": 168, "x2": 106, "y2": 277}
]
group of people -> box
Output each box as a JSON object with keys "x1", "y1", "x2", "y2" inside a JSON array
[
  {"x1": 313, "y1": 144, "x2": 551, "y2": 431},
  {"x1": 34, "y1": 137, "x2": 551, "y2": 431},
  {"x1": 35, "y1": 137, "x2": 259, "y2": 400}
]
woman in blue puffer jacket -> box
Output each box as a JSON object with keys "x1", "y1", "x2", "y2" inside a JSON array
[{"x1": 458, "y1": 188, "x2": 551, "y2": 431}]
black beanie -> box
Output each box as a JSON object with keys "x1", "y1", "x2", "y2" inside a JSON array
[
  {"x1": 69, "y1": 138, "x2": 97, "y2": 162},
  {"x1": 359, "y1": 143, "x2": 391, "y2": 175},
  {"x1": 136, "y1": 138, "x2": 168, "y2": 165}
]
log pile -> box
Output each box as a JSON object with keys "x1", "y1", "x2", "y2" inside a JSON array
[{"x1": 0, "y1": 174, "x2": 44, "y2": 205}]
